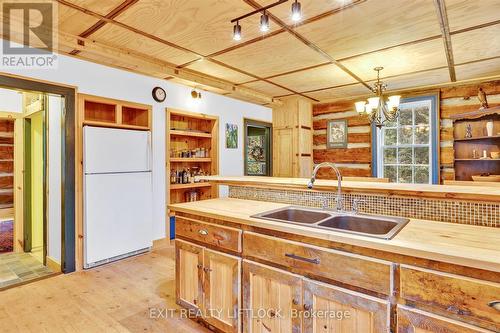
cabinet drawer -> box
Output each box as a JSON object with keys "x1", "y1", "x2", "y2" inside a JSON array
[
  {"x1": 243, "y1": 232, "x2": 394, "y2": 295},
  {"x1": 400, "y1": 265, "x2": 500, "y2": 331},
  {"x1": 397, "y1": 305, "x2": 494, "y2": 333},
  {"x1": 176, "y1": 217, "x2": 242, "y2": 253}
]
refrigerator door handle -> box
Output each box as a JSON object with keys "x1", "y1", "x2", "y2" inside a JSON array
[{"x1": 147, "y1": 131, "x2": 152, "y2": 171}]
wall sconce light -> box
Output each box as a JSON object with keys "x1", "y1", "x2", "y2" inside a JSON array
[{"x1": 191, "y1": 89, "x2": 202, "y2": 99}]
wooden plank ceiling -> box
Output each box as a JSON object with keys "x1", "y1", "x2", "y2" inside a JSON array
[{"x1": 25, "y1": 0, "x2": 500, "y2": 104}]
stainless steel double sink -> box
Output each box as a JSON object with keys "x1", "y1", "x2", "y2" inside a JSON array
[{"x1": 251, "y1": 206, "x2": 410, "y2": 240}]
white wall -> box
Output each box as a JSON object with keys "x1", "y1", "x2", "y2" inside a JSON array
[
  {"x1": 1, "y1": 46, "x2": 272, "y2": 241},
  {"x1": 0, "y1": 87, "x2": 23, "y2": 113}
]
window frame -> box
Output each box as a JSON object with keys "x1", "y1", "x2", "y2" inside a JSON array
[{"x1": 372, "y1": 93, "x2": 440, "y2": 184}]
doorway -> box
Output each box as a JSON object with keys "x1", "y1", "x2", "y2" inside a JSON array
[
  {"x1": 0, "y1": 86, "x2": 62, "y2": 289},
  {"x1": 244, "y1": 119, "x2": 272, "y2": 176}
]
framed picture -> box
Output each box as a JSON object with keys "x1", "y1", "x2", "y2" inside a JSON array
[
  {"x1": 225, "y1": 123, "x2": 238, "y2": 149},
  {"x1": 327, "y1": 120, "x2": 348, "y2": 148}
]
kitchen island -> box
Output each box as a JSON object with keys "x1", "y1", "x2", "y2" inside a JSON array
[{"x1": 169, "y1": 194, "x2": 500, "y2": 333}]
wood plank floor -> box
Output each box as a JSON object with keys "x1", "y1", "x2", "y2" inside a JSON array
[{"x1": 0, "y1": 245, "x2": 210, "y2": 333}]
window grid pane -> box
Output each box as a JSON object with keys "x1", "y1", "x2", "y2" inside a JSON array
[{"x1": 380, "y1": 100, "x2": 432, "y2": 184}]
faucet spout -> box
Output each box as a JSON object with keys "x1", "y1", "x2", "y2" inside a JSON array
[{"x1": 308, "y1": 162, "x2": 344, "y2": 212}]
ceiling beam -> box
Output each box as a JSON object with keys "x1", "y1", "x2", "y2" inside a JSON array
[
  {"x1": 433, "y1": 0, "x2": 456, "y2": 82},
  {"x1": 241, "y1": 0, "x2": 373, "y2": 92},
  {"x1": 69, "y1": 0, "x2": 140, "y2": 55},
  {"x1": 316, "y1": 74, "x2": 500, "y2": 104},
  {"x1": 55, "y1": 0, "x2": 310, "y2": 102},
  {"x1": 0, "y1": 13, "x2": 280, "y2": 106}
]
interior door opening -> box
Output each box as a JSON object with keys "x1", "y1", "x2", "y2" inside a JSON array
[
  {"x1": 244, "y1": 119, "x2": 272, "y2": 176},
  {"x1": 0, "y1": 86, "x2": 63, "y2": 290}
]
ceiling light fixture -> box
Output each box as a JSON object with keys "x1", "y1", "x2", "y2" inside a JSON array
[
  {"x1": 291, "y1": 0, "x2": 302, "y2": 22},
  {"x1": 260, "y1": 12, "x2": 270, "y2": 32},
  {"x1": 233, "y1": 21, "x2": 242, "y2": 41},
  {"x1": 355, "y1": 67, "x2": 401, "y2": 128},
  {"x1": 230, "y1": 0, "x2": 295, "y2": 41}
]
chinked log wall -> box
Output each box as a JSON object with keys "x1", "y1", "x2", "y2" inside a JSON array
[
  {"x1": 0, "y1": 119, "x2": 14, "y2": 208},
  {"x1": 313, "y1": 80, "x2": 500, "y2": 182}
]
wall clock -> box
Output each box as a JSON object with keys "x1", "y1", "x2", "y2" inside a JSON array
[{"x1": 152, "y1": 87, "x2": 166, "y2": 102}]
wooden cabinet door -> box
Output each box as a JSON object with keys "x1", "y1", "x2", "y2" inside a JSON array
[
  {"x1": 175, "y1": 240, "x2": 203, "y2": 310},
  {"x1": 203, "y1": 249, "x2": 241, "y2": 333},
  {"x1": 243, "y1": 260, "x2": 303, "y2": 333},
  {"x1": 303, "y1": 279, "x2": 390, "y2": 333},
  {"x1": 273, "y1": 127, "x2": 295, "y2": 177},
  {"x1": 397, "y1": 305, "x2": 494, "y2": 333}
]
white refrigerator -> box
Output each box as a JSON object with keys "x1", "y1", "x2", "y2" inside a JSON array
[{"x1": 83, "y1": 126, "x2": 153, "y2": 269}]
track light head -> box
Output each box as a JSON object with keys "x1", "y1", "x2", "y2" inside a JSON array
[
  {"x1": 233, "y1": 22, "x2": 242, "y2": 41},
  {"x1": 260, "y1": 12, "x2": 270, "y2": 32},
  {"x1": 291, "y1": 0, "x2": 302, "y2": 22}
]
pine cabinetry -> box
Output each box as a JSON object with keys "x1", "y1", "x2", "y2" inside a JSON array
[
  {"x1": 397, "y1": 306, "x2": 493, "y2": 333},
  {"x1": 242, "y1": 261, "x2": 303, "y2": 333},
  {"x1": 173, "y1": 212, "x2": 498, "y2": 333},
  {"x1": 303, "y1": 279, "x2": 390, "y2": 333},
  {"x1": 272, "y1": 96, "x2": 313, "y2": 177},
  {"x1": 175, "y1": 239, "x2": 241, "y2": 333}
]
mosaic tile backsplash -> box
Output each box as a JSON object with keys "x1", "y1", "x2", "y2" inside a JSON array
[{"x1": 229, "y1": 186, "x2": 499, "y2": 228}]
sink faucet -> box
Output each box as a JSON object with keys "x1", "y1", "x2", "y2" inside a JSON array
[{"x1": 307, "y1": 162, "x2": 344, "y2": 212}]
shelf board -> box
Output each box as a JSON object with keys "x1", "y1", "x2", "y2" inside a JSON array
[
  {"x1": 83, "y1": 120, "x2": 150, "y2": 131},
  {"x1": 454, "y1": 135, "x2": 500, "y2": 142},
  {"x1": 170, "y1": 182, "x2": 212, "y2": 190},
  {"x1": 170, "y1": 157, "x2": 212, "y2": 163},
  {"x1": 451, "y1": 105, "x2": 500, "y2": 120},
  {"x1": 170, "y1": 129, "x2": 212, "y2": 138},
  {"x1": 455, "y1": 158, "x2": 500, "y2": 161}
]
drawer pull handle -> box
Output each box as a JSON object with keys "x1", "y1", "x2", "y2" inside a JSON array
[
  {"x1": 285, "y1": 253, "x2": 320, "y2": 265},
  {"x1": 488, "y1": 301, "x2": 500, "y2": 311},
  {"x1": 303, "y1": 304, "x2": 311, "y2": 311},
  {"x1": 197, "y1": 264, "x2": 203, "y2": 269},
  {"x1": 292, "y1": 298, "x2": 299, "y2": 305},
  {"x1": 203, "y1": 267, "x2": 212, "y2": 273},
  {"x1": 198, "y1": 229, "x2": 209, "y2": 236}
]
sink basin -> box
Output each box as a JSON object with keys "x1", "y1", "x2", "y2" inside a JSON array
[
  {"x1": 252, "y1": 206, "x2": 409, "y2": 240},
  {"x1": 317, "y1": 215, "x2": 409, "y2": 239},
  {"x1": 253, "y1": 207, "x2": 331, "y2": 224}
]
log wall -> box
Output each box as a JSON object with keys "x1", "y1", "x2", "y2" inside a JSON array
[{"x1": 312, "y1": 80, "x2": 500, "y2": 182}]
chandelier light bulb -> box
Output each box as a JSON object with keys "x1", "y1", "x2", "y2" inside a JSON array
[
  {"x1": 388, "y1": 95, "x2": 401, "y2": 109},
  {"x1": 355, "y1": 101, "x2": 366, "y2": 113},
  {"x1": 260, "y1": 12, "x2": 270, "y2": 32},
  {"x1": 291, "y1": 1, "x2": 302, "y2": 22}
]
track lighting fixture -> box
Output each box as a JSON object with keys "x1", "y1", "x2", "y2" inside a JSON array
[
  {"x1": 230, "y1": 0, "x2": 302, "y2": 41},
  {"x1": 191, "y1": 89, "x2": 202, "y2": 99},
  {"x1": 260, "y1": 12, "x2": 270, "y2": 32},
  {"x1": 233, "y1": 21, "x2": 241, "y2": 41},
  {"x1": 291, "y1": 0, "x2": 302, "y2": 22}
]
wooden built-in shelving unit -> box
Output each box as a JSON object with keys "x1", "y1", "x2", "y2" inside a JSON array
[
  {"x1": 166, "y1": 109, "x2": 218, "y2": 205},
  {"x1": 452, "y1": 106, "x2": 499, "y2": 181},
  {"x1": 80, "y1": 94, "x2": 151, "y2": 131}
]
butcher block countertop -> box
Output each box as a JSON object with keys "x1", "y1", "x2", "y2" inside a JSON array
[
  {"x1": 197, "y1": 176, "x2": 500, "y2": 202},
  {"x1": 169, "y1": 198, "x2": 500, "y2": 273}
]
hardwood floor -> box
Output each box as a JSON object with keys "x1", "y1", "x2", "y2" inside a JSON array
[{"x1": 0, "y1": 245, "x2": 210, "y2": 333}]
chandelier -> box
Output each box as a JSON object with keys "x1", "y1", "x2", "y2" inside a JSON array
[{"x1": 355, "y1": 67, "x2": 401, "y2": 128}]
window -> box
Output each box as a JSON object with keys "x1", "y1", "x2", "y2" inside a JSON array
[{"x1": 374, "y1": 95, "x2": 439, "y2": 184}]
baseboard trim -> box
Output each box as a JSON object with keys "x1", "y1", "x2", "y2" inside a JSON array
[
  {"x1": 46, "y1": 256, "x2": 61, "y2": 272},
  {"x1": 152, "y1": 237, "x2": 171, "y2": 249}
]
